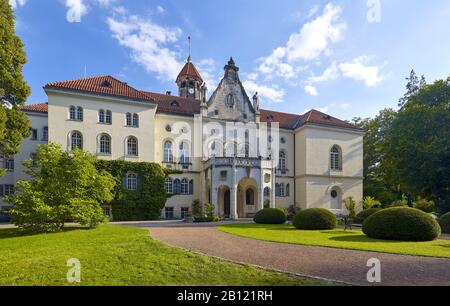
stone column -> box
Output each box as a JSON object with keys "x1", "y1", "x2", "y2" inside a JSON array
[
  {"x1": 258, "y1": 169, "x2": 265, "y2": 212},
  {"x1": 230, "y1": 159, "x2": 238, "y2": 219},
  {"x1": 271, "y1": 168, "x2": 276, "y2": 209}
]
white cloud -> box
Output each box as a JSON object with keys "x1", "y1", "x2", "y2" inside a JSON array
[
  {"x1": 340, "y1": 103, "x2": 350, "y2": 109},
  {"x1": 307, "y1": 5, "x2": 320, "y2": 18},
  {"x1": 258, "y1": 3, "x2": 345, "y2": 79},
  {"x1": 242, "y1": 80, "x2": 285, "y2": 103},
  {"x1": 338, "y1": 56, "x2": 383, "y2": 87},
  {"x1": 247, "y1": 73, "x2": 259, "y2": 81},
  {"x1": 107, "y1": 13, "x2": 183, "y2": 81},
  {"x1": 95, "y1": 0, "x2": 115, "y2": 7},
  {"x1": 65, "y1": 0, "x2": 88, "y2": 23},
  {"x1": 304, "y1": 85, "x2": 318, "y2": 96},
  {"x1": 308, "y1": 61, "x2": 339, "y2": 83},
  {"x1": 317, "y1": 106, "x2": 329, "y2": 113},
  {"x1": 9, "y1": 0, "x2": 27, "y2": 9},
  {"x1": 156, "y1": 5, "x2": 165, "y2": 14},
  {"x1": 197, "y1": 58, "x2": 218, "y2": 90}
]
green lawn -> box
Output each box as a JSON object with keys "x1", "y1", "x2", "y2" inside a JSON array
[
  {"x1": 218, "y1": 224, "x2": 450, "y2": 259},
  {"x1": 0, "y1": 225, "x2": 330, "y2": 286}
]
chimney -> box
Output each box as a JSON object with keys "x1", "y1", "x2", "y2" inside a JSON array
[{"x1": 166, "y1": 91, "x2": 172, "y2": 96}]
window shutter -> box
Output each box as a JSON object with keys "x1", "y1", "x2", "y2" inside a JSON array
[
  {"x1": 174, "y1": 179, "x2": 181, "y2": 194},
  {"x1": 189, "y1": 180, "x2": 194, "y2": 195},
  {"x1": 137, "y1": 174, "x2": 143, "y2": 191}
]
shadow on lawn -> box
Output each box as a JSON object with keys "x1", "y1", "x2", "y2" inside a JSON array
[{"x1": 0, "y1": 227, "x2": 89, "y2": 239}]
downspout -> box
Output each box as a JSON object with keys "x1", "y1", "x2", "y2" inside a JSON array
[{"x1": 293, "y1": 130, "x2": 296, "y2": 209}]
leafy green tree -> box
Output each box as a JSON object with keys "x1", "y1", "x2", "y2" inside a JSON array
[
  {"x1": 398, "y1": 70, "x2": 426, "y2": 108},
  {"x1": 7, "y1": 143, "x2": 115, "y2": 232},
  {"x1": 0, "y1": 0, "x2": 32, "y2": 175},
  {"x1": 384, "y1": 77, "x2": 450, "y2": 214}
]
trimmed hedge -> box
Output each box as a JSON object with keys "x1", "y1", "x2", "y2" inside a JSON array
[
  {"x1": 363, "y1": 207, "x2": 441, "y2": 241},
  {"x1": 96, "y1": 160, "x2": 172, "y2": 221},
  {"x1": 354, "y1": 208, "x2": 381, "y2": 224},
  {"x1": 254, "y1": 208, "x2": 286, "y2": 224},
  {"x1": 439, "y1": 212, "x2": 450, "y2": 234},
  {"x1": 293, "y1": 208, "x2": 336, "y2": 230}
]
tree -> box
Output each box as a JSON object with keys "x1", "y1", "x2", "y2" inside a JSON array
[
  {"x1": 398, "y1": 70, "x2": 426, "y2": 108},
  {"x1": 7, "y1": 143, "x2": 116, "y2": 232},
  {"x1": 0, "y1": 0, "x2": 32, "y2": 175},
  {"x1": 384, "y1": 77, "x2": 450, "y2": 214}
]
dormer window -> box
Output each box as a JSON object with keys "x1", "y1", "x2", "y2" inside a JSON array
[
  {"x1": 267, "y1": 115, "x2": 274, "y2": 121},
  {"x1": 171, "y1": 101, "x2": 180, "y2": 107},
  {"x1": 100, "y1": 80, "x2": 112, "y2": 88}
]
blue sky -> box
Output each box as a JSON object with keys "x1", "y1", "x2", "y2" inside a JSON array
[{"x1": 10, "y1": 0, "x2": 450, "y2": 120}]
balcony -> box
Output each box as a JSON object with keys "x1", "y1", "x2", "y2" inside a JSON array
[{"x1": 206, "y1": 157, "x2": 274, "y2": 170}]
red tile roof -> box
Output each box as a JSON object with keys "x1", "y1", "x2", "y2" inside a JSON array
[
  {"x1": 20, "y1": 102, "x2": 48, "y2": 113},
  {"x1": 44, "y1": 76, "x2": 153, "y2": 102},
  {"x1": 176, "y1": 61, "x2": 203, "y2": 82},
  {"x1": 260, "y1": 109, "x2": 301, "y2": 130},
  {"x1": 299, "y1": 109, "x2": 360, "y2": 130},
  {"x1": 142, "y1": 91, "x2": 201, "y2": 116}
]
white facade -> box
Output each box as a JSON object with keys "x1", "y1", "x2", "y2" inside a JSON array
[{"x1": 0, "y1": 58, "x2": 364, "y2": 220}]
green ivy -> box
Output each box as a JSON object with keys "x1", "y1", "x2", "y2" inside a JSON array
[{"x1": 95, "y1": 160, "x2": 179, "y2": 221}]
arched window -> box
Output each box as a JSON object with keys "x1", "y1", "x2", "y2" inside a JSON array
[
  {"x1": 69, "y1": 106, "x2": 76, "y2": 120},
  {"x1": 264, "y1": 187, "x2": 270, "y2": 197},
  {"x1": 226, "y1": 94, "x2": 234, "y2": 108},
  {"x1": 179, "y1": 141, "x2": 189, "y2": 164},
  {"x1": 330, "y1": 146, "x2": 342, "y2": 171},
  {"x1": 246, "y1": 189, "x2": 255, "y2": 205},
  {"x1": 165, "y1": 177, "x2": 173, "y2": 194},
  {"x1": 127, "y1": 173, "x2": 138, "y2": 190},
  {"x1": 126, "y1": 113, "x2": 132, "y2": 126},
  {"x1": 99, "y1": 110, "x2": 105, "y2": 123},
  {"x1": 279, "y1": 151, "x2": 287, "y2": 171},
  {"x1": 181, "y1": 179, "x2": 189, "y2": 195},
  {"x1": 173, "y1": 179, "x2": 181, "y2": 194},
  {"x1": 189, "y1": 180, "x2": 194, "y2": 195},
  {"x1": 71, "y1": 132, "x2": 83, "y2": 151},
  {"x1": 164, "y1": 141, "x2": 173, "y2": 162},
  {"x1": 127, "y1": 137, "x2": 138, "y2": 156},
  {"x1": 76, "y1": 107, "x2": 83, "y2": 121},
  {"x1": 106, "y1": 110, "x2": 112, "y2": 124},
  {"x1": 286, "y1": 184, "x2": 290, "y2": 197},
  {"x1": 99, "y1": 134, "x2": 111, "y2": 154},
  {"x1": 133, "y1": 114, "x2": 139, "y2": 127}
]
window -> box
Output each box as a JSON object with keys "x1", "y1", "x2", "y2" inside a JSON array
[
  {"x1": 179, "y1": 141, "x2": 189, "y2": 164},
  {"x1": 246, "y1": 189, "x2": 255, "y2": 205},
  {"x1": 69, "y1": 106, "x2": 76, "y2": 120},
  {"x1": 279, "y1": 151, "x2": 287, "y2": 171},
  {"x1": 226, "y1": 94, "x2": 234, "y2": 108},
  {"x1": 4, "y1": 158, "x2": 14, "y2": 172},
  {"x1": 99, "y1": 110, "x2": 105, "y2": 123},
  {"x1": 264, "y1": 187, "x2": 270, "y2": 197},
  {"x1": 133, "y1": 114, "x2": 139, "y2": 127},
  {"x1": 164, "y1": 141, "x2": 173, "y2": 162},
  {"x1": 127, "y1": 137, "x2": 138, "y2": 156},
  {"x1": 330, "y1": 146, "x2": 342, "y2": 171},
  {"x1": 220, "y1": 171, "x2": 227, "y2": 181},
  {"x1": 77, "y1": 107, "x2": 83, "y2": 121},
  {"x1": 126, "y1": 113, "x2": 132, "y2": 126},
  {"x1": 275, "y1": 183, "x2": 285, "y2": 197},
  {"x1": 127, "y1": 173, "x2": 138, "y2": 190},
  {"x1": 173, "y1": 179, "x2": 181, "y2": 194},
  {"x1": 0, "y1": 185, "x2": 15, "y2": 197},
  {"x1": 71, "y1": 132, "x2": 83, "y2": 151},
  {"x1": 264, "y1": 174, "x2": 271, "y2": 183},
  {"x1": 181, "y1": 207, "x2": 189, "y2": 219},
  {"x1": 43, "y1": 127, "x2": 48, "y2": 141},
  {"x1": 286, "y1": 184, "x2": 290, "y2": 197},
  {"x1": 165, "y1": 178, "x2": 173, "y2": 194},
  {"x1": 106, "y1": 110, "x2": 112, "y2": 124},
  {"x1": 99, "y1": 134, "x2": 111, "y2": 154},
  {"x1": 181, "y1": 179, "x2": 189, "y2": 195},
  {"x1": 189, "y1": 180, "x2": 194, "y2": 195},
  {"x1": 31, "y1": 129, "x2": 38, "y2": 141},
  {"x1": 103, "y1": 207, "x2": 111, "y2": 218},
  {"x1": 165, "y1": 207, "x2": 174, "y2": 219},
  {"x1": 331, "y1": 190, "x2": 338, "y2": 199}
]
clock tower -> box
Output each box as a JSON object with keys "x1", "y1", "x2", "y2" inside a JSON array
[{"x1": 176, "y1": 57, "x2": 206, "y2": 101}]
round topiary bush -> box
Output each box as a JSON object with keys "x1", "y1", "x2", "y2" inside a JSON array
[
  {"x1": 293, "y1": 208, "x2": 337, "y2": 230},
  {"x1": 254, "y1": 208, "x2": 286, "y2": 224},
  {"x1": 354, "y1": 208, "x2": 381, "y2": 224},
  {"x1": 363, "y1": 207, "x2": 441, "y2": 241},
  {"x1": 439, "y1": 212, "x2": 450, "y2": 234}
]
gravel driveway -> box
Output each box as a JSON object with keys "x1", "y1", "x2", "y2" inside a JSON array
[{"x1": 148, "y1": 225, "x2": 450, "y2": 286}]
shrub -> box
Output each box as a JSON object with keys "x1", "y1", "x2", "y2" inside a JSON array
[
  {"x1": 293, "y1": 208, "x2": 337, "y2": 230},
  {"x1": 285, "y1": 205, "x2": 301, "y2": 221},
  {"x1": 343, "y1": 197, "x2": 357, "y2": 219},
  {"x1": 363, "y1": 207, "x2": 441, "y2": 241},
  {"x1": 204, "y1": 203, "x2": 216, "y2": 219},
  {"x1": 254, "y1": 208, "x2": 286, "y2": 224},
  {"x1": 413, "y1": 198, "x2": 435, "y2": 213},
  {"x1": 194, "y1": 216, "x2": 221, "y2": 223},
  {"x1": 192, "y1": 200, "x2": 202, "y2": 218},
  {"x1": 354, "y1": 208, "x2": 381, "y2": 224},
  {"x1": 439, "y1": 212, "x2": 450, "y2": 234},
  {"x1": 389, "y1": 199, "x2": 408, "y2": 208},
  {"x1": 362, "y1": 196, "x2": 382, "y2": 209}
]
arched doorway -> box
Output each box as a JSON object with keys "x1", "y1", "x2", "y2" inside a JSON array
[
  {"x1": 237, "y1": 178, "x2": 258, "y2": 218},
  {"x1": 218, "y1": 186, "x2": 231, "y2": 219},
  {"x1": 330, "y1": 186, "x2": 342, "y2": 210}
]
